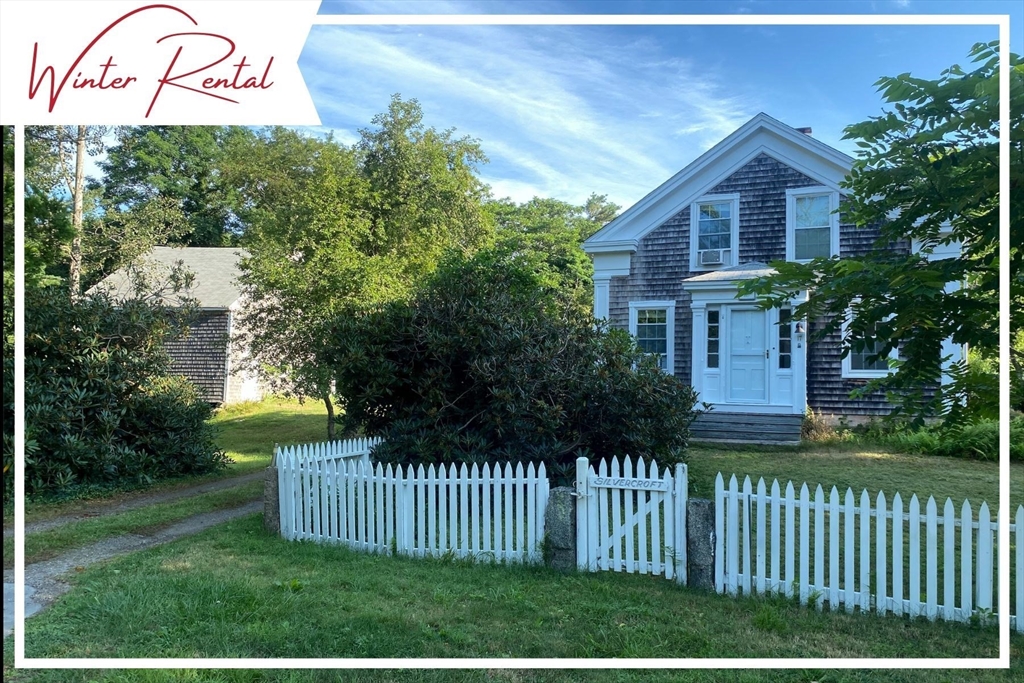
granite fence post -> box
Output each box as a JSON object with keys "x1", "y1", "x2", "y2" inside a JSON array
[
  {"x1": 686, "y1": 497, "x2": 716, "y2": 591},
  {"x1": 543, "y1": 486, "x2": 577, "y2": 572}
]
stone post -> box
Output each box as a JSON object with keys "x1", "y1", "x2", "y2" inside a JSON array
[
  {"x1": 686, "y1": 497, "x2": 716, "y2": 591},
  {"x1": 543, "y1": 486, "x2": 576, "y2": 572},
  {"x1": 264, "y1": 454, "x2": 280, "y2": 535}
]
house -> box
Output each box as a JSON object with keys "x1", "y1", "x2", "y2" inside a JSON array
[
  {"x1": 582, "y1": 113, "x2": 962, "y2": 442},
  {"x1": 94, "y1": 246, "x2": 264, "y2": 405}
]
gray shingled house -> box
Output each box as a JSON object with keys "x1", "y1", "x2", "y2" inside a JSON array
[
  {"x1": 95, "y1": 246, "x2": 264, "y2": 405},
  {"x1": 582, "y1": 113, "x2": 962, "y2": 442}
]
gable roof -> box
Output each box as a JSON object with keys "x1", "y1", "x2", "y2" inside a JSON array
[
  {"x1": 584, "y1": 113, "x2": 854, "y2": 253},
  {"x1": 94, "y1": 246, "x2": 248, "y2": 310}
]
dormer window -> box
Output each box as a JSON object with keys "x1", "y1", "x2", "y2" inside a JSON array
[
  {"x1": 690, "y1": 193, "x2": 739, "y2": 271},
  {"x1": 786, "y1": 187, "x2": 840, "y2": 262}
]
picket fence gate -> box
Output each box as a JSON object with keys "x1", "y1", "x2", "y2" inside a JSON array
[
  {"x1": 575, "y1": 455, "x2": 688, "y2": 583},
  {"x1": 277, "y1": 445, "x2": 549, "y2": 563},
  {"x1": 715, "y1": 473, "x2": 1023, "y2": 632}
]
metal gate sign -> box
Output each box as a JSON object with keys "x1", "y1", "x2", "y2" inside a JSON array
[{"x1": 591, "y1": 476, "x2": 670, "y2": 491}]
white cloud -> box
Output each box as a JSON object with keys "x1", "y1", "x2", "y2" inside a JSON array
[{"x1": 299, "y1": 24, "x2": 758, "y2": 208}]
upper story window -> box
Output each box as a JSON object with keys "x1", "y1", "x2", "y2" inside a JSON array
[
  {"x1": 786, "y1": 187, "x2": 840, "y2": 262},
  {"x1": 629, "y1": 301, "x2": 676, "y2": 373},
  {"x1": 690, "y1": 193, "x2": 740, "y2": 271}
]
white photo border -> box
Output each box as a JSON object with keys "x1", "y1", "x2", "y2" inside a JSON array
[{"x1": 12, "y1": 10, "x2": 1013, "y2": 671}]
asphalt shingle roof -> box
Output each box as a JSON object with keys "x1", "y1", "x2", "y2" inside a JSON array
[{"x1": 93, "y1": 246, "x2": 248, "y2": 309}]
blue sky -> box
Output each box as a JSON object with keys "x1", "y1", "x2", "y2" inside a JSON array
[{"x1": 300, "y1": 0, "x2": 1021, "y2": 208}]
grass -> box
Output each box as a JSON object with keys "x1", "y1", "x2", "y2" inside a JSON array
[
  {"x1": 3, "y1": 397, "x2": 326, "y2": 567},
  {"x1": 211, "y1": 396, "x2": 331, "y2": 472},
  {"x1": 4, "y1": 397, "x2": 328, "y2": 529},
  {"x1": 2, "y1": 480, "x2": 263, "y2": 569},
  {"x1": 6, "y1": 399, "x2": 1024, "y2": 681},
  {"x1": 686, "y1": 442, "x2": 1022, "y2": 511},
  {"x1": 4, "y1": 665, "x2": 1024, "y2": 683},
  {"x1": 14, "y1": 514, "x2": 1019, "y2": 669}
]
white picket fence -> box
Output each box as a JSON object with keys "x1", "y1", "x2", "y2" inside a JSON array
[
  {"x1": 715, "y1": 473, "x2": 1023, "y2": 632},
  {"x1": 277, "y1": 442, "x2": 549, "y2": 563},
  {"x1": 274, "y1": 437, "x2": 381, "y2": 468},
  {"x1": 575, "y1": 455, "x2": 688, "y2": 582}
]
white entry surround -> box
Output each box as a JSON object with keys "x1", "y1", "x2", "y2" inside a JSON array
[{"x1": 682, "y1": 262, "x2": 807, "y2": 415}]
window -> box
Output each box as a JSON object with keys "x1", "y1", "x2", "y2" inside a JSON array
[
  {"x1": 636, "y1": 309, "x2": 668, "y2": 370},
  {"x1": 629, "y1": 301, "x2": 676, "y2": 373},
  {"x1": 707, "y1": 309, "x2": 720, "y2": 369},
  {"x1": 690, "y1": 194, "x2": 739, "y2": 270},
  {"x1": 697, "y1": 201, "x2": 732, "y2": 251},
  {"x1": 778, "y1": 309, "x2": 791, "y2": 370},
  {"x1": 786, "y1": 188, "x2": 839, "y2": 262},
  {"x1": 849, "y1": 322, "x2": 890, "y2": 372},
  {"x1": 842, "y1": 314, "x2": 896, "y2": 379}
]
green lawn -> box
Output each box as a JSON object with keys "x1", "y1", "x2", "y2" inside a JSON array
[
  {"x1": 4, "y1": 397, "x2": 327, "y2": 528},
  {"x1": 3, "y1": 665, "x2": 1022, "y2": 683},
  {"x1": 7, "y1": 399, "x2": 1024, "y2": 681},
  {"x1": 15, "y1": 514, "x2": 1017, "y2": 667},
  {"x1": 2, "y1": 398, "x2": 327, "y2": 568},
  {"x1": 2, "y1": 480, "x2": 263, "y2": 569},
  {"x1": 686, "y1": 442, "x2": 1021, "y2": 511},
  {"x1": 211, "y1": 397, "x2": 332, "y2": 473}
]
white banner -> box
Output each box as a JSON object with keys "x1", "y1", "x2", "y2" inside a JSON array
[{"x1": 0, "y1": 0, "x2": 321, "y2": 124}]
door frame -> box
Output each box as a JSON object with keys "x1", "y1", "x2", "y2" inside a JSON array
[{"x1": 683, "y1": 280, "x2": 807, "y2": 415}]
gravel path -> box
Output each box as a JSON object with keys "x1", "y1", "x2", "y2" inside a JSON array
[
  {"x1": 3, "y1": 501, "x2": 262, "y2": 638},
  {"x1": 4, "y1": 471, "x2": 264, "y2": 538}
]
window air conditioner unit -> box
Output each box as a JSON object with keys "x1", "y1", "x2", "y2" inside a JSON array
[{"x1": 700, "y1": 249, "x2": 724, "y2": 266}]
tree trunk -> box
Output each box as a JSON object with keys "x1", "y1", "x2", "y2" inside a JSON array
[
  {"x1": 68, "y1": 125, "x2": 86, "y2": 300},
  {"x1": 324, "y1": 394, "x2": 336, "y2": 441}
]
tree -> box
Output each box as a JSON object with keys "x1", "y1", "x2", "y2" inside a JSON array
[
  {"x1": 97, "y1": 126, "x2": 244, "y2": 248},
  {"x1": 486, "y1": 194, "x2": 619, "y2": 308},
  {"x1": 26, "y1": 126, "x2": 107, "y2": 297},
  {"x1": 741, "y1": 41, "x2": 1021, "y2": 426},
  {"x1": 231, "y1": 98, "x2": 497, "y2": 439},
  {"x1": 23, "y1": 130, "x2": 73, "y2": 289},
  {"x1": 3, "y1": 126, "x2": 13, "y2": 284},
  {"x1": 583, "y1": 192, "x2": 621, "y2": 234},
  {"x1": 3, "y1": 126, "x2": 13, "y2": 499},
  {"x1": 357, "y1": 95, "x2": 493, "y2": 282},
  {"x1": 226, "y1": 127, "x2": 378, "y2": 439}
]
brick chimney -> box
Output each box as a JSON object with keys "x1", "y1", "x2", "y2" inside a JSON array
[{"x1": 795, "y1": 127, "x2": 812, "y2": 135}]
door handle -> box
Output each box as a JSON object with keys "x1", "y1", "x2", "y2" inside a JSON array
[{"x1": 766, "y1": 349, "x2": 770, "y2": 359}]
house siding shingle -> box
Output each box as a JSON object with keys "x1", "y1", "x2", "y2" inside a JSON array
[
  {"x1": 608, "y1": 151, "x2": 902, "y2": 417},
  {"x1": 166, "y1": 311, "x2": 229, "y2": 403}
]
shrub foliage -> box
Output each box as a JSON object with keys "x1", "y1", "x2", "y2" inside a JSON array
[
  {"x1": 21, "y1": 287, "x2": 228, "y2": 497},
  {"x1": 329, "y1": 252, "x2": 701, "y2": 481}
]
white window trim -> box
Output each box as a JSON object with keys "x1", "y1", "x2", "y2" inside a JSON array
[
  {"x1": 628, "y1": 300, "x2": 676, "y2": 374},
  {"x1": 786, "y1": 187, "x2": 840, "y2": 262},
  {"x1": 690, "y1": 193, "x2": 740, "y2": 272},
  {"x1": 840, "y1": 308, "x2": 898, "y2": 380}
]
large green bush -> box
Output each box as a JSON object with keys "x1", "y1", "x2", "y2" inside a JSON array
[
  {"x1": 3, "y1": 287, "x2": 12, "y2": 502},
  {"x1": 22, "y1": 286, "x2": 228, "y2": 496},
  {"x1": 329, "y1": 251, "x2": 702, "y2": 482}
]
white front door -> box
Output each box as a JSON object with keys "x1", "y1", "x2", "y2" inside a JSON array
[{"x1": 727, "y1": 308, "x2": 768, "y2": 403}]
